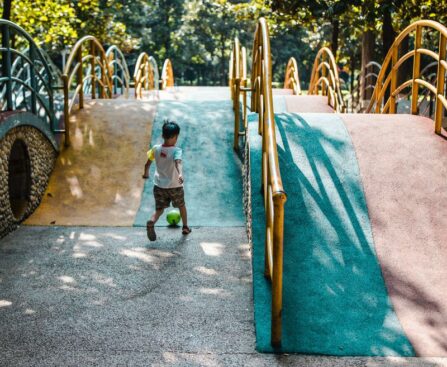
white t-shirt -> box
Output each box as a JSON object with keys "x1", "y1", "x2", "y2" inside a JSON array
[{"x1": 147, "y1": 144, "x2": 183, "y2": 188}]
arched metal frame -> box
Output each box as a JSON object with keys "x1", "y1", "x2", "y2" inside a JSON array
[
  {"x1": 283, "y1": 57, "x2": 301, "y2": 95},
  {"x1": 106, "y1": 45, "x2": 130, "y2": 98},
  {"x1": 309, "y1": 47, "x2": 345, "y2": 112},
  {"x1": 229, "y1": 37, "x2": 248, "y2": 150},
  {"x1": 133, "y1": 52, "x2": 158, "y2": 99},
  {"x1": 367, "y1": 20, "x2": 447, "y2": 135},
  {"x1": 161, "y1": 59, "x2": 174, "y2": 89},
  {"x1": 350, "y1": 61, "x2": 382, "y2": 112},
  {"x1": 0, "y1": 20, "x2": 58, "y2": 134},
  {"x1": 251, "y1": 18, "x2": 287, "y2": 348},
  {"x1": 62, "y1": 36, "x2": 113, "y2": 147}
]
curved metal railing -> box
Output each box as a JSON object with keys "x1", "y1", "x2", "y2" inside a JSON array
[
  {"x1": 62, "y1": 36, "x2": 113, "y2": 146},
  {"x1": 230, "y1": 37, "x2": 248, "y2": 150},
  {"x1": 161, "y1": 59, "x2": 174, "y2": 89},
  {"x1": 308, "y1": 47, "x2": 345, "y2": 112},
  {"x1": 0, "y1": 20, "x2": 58, "y2": 132},
  {"x1": 133, "y1": 52, "x2": 158, "y2": 98},
  {"x1": 351, "y1": 61, "x2": 381, "y2": 112},
  {"x1": 283, "y1": 57, "x2": 301, "y2": 95},
  {"x1": 106, "y1": 45, "x2": 130, "y2": 98},
  {"x1": 367, "y1": 20, "x2": 447, "y2": 134},
  {"x1": 251, "y1": 18, "x2": 287, "y2": 347}
]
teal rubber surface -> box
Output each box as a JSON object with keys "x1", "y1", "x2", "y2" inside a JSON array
[
  {"x1": 249, "y1": 112, "x2": 414, "y2": 355},
  {"x1": 134, "y1": 100, "x2": 245, "y2": 227}
]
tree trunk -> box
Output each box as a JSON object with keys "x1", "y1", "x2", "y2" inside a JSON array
[
  {"x1": 382, "y1": 4, "x2": 395, "y2": 59},
  {"x1": 2, "y1": 0, "x2": 12, "y2": 20},
  {"x1": 361, "y1": 30, "x2": 375, "y2": 102},
  {"x1": 331, "y1": 19, "x2": 339, "y2": 58}
]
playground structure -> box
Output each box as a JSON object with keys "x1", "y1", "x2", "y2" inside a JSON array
[
  {"x1": 133, "y1": 51, "x2": 159, "y2": 98},
  {"x1": 2, "y1": 13, "x2": 447, "y2": 359},
  {"x1": 366, "y1": 20, "x2": 447, "y2": 134}
]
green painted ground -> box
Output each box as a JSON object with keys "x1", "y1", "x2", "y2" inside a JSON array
[
  {"x1": 249, "y1": 112, "x2": 414, "y2": 355},
  {"x1": 134, "y1": 100, "x2": 245, "y2": 227}
]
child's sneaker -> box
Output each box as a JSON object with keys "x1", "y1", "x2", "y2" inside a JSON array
[{"x1": 147, "y1": 220, "x2": 156, "y2": 241}]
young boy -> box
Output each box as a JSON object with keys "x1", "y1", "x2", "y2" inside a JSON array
[{"x1": 143, "y1": 120, "x2": 191, "y2": 241}]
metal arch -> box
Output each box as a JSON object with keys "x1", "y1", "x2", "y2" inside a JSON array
[
  {"x1": 308, "y1": 46, "x2": 345, "y2": 112},
  {"x1": 161, "y1": 59, "x2": 174, "y2": 89},
  {"x1": 366, "y1": 20, "x2": 447, "y2": 134},
  {"x1": 0, "y1": 20, "x2": 58, "y2": 138},
  {"x1": 283, "y1": 57, "x2": 301, "y2": 95},
  {"x1": 106, "y1": 45, "x2": 130, "y2": 98}
]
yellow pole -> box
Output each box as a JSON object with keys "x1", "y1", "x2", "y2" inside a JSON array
[
  {"x1": 435, "y1": 35, "x2": 446, "y2": 134},
  {"x1": 411, "y1": 26, "x2": 422, "y2": 114},
  {"x1": 271, "y1": 193, "x2": 286, "y2": 348},
  {"x1": 233, "y1": 78, "x2": 240, "y2": 151},
  {"x1": 389, "y1": 45, "x2": 398, "y2": 114}
]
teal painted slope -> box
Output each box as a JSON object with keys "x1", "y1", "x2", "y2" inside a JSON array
[
  {"x1": 134, "y1": 100, "x2": 245, "y2": 227},
  {"x1": 249, "y1": 112, "x2": 414, "y2": 355}
]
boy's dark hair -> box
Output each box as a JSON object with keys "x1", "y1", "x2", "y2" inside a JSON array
[{"x1": 162, "y1": 120, "x2": 180, "y2": 139}]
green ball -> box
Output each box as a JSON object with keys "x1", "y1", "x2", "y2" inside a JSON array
[{"x1": 166, "y1": 210, "x2": 181, "y2": 226}]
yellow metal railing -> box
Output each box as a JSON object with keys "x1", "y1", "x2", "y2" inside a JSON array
[
  {"x1": 367, "y1": 20, "x2": 447, "y2": 134},
  {"x1": 283, "y1": 57, "x2": 301, "y2": 95},
  {"x1": 133, "y1": 52, "x2": 157, "y2": 98},
  {"x1": 229, "y1": 37, "x2": 248, "y2": 150},
  {"x1": 251, "y1": 18, "x2": 287, "y2": 347},
  {"x1": 62, "y1": 36, "x2": 113, "y2": 146},
  {"x1": 106, "y1": 45, "x2": 130, "y2": 98},
  {"x1": 161, "y1": 59, "x2": 174, "y2": 89},
  {"x1": 309, "y1": 47, "x2": 345, "y2": 112}
]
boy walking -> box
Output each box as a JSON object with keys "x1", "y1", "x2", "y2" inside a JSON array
[{"x1": 143, "y1": 120, "x2": 191, "y2": 241}]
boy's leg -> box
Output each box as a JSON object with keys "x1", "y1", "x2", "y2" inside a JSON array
[
  {"x1": 179, "y1": 205, "x2": 191, "y2": 235},
  {"x1": 147, "y1": 208, "x2": 164, "y2": 241},
  {"x1": 150, "y1": 208, "x2": 164, "y2": 224}
]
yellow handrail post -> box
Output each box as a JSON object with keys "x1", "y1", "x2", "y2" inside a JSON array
[
  {"x1": 77, "y1": 46, "x2": 84, "y2": 109},
  {"x1": 411, "y1": 26, "x2": 422, "y2": 114},
  {"x1": 91, "y1": 42, "x2": 96, "y2": 99},
  {"x1": 435, "y1": 35, "x2": 446, "y2": 134},
  {"x1": 389, "y1": 45, "x2": 398, "y2": 113},
  {"x1": 272, "y1": 193, "x2": 286, "y2": 347}
]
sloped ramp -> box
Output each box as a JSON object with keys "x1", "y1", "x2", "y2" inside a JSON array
[
  {"x1": 26, "y1": 99, "x2": 156, "y2": 226},
  {"x1": 250, "y1": 111, "x2": 447, "y2": 356}
]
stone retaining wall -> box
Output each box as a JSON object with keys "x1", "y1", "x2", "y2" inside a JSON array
[{"x1": 0, "y1": 126, "x2": 56, "y2": 238}]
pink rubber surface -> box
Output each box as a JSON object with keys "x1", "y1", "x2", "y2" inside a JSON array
[
  {"x1": 341, "y1": 113, "x2": 447, "y2": 356},
  {"x1": 285, "y1": 95, "x2": 334, "y2": 113}
]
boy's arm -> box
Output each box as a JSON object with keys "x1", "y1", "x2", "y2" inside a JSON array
[
  {"x1": 175, "y1": 159, "x2": 183, "y2": 184},
  {"x1": 143, "y1": 159, "x2": 152, "y2": 179},
  {"x1": 143, "y1": 147, "x2": 156, "y2": 179}
]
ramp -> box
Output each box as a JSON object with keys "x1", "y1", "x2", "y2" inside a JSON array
[
  {"x1": 26, "y1": 99, "x2": 156, "y2": 226},
  {"x1": 249, "y1": 112, "x2": 414, "y2": 355}
]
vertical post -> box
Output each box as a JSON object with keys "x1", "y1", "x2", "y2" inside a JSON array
[
  {"x1": 411, "y1": 26, "x2": 422, "y2": 115},
  {"x1": 233, "y1": 78, "x2": 240, "y2": 150},
  {"x1": 90, "y1": 42, "x2": 96, "y2": 99},
  {"x1": 389, "y1": 45, "x2": 398, "y2": 113},
  {"x1": 29, "y1": 45, "x2": 37, "y2": 115},
  {"x1": 271, "y1": 194, "x2": 285, "y2": 348},
  {"x1": 435, "y1": 35, "x2": 446, "y2": 134},
  {"x1": 77, "y1": 45, "x2": 84, "y2": 109},
  {"x1": 62, "y1": 74, "x2": 70, "y2": 147},
  {"x1": 2, "y1": 24, "x2": 13, "y2": 111}
]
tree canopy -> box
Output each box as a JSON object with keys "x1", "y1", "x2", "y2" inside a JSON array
[{"x1": 1, "y1": 0, "x2": 447, "y2": 87}]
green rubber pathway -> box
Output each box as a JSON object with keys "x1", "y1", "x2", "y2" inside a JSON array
[
  {"x1": 134, "y1": 100, "x2": 245, "y2": 227},
  {"x1": 249, "y1": 112, "x2": 415, "y2": 356}
]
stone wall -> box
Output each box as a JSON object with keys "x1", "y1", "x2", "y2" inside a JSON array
[
  {"x1": 0, "y1": 126, "x2": 57, "y2": 238},
  {"x1": 242, "y1": 130, "x2": 252, "y2": 245}
]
